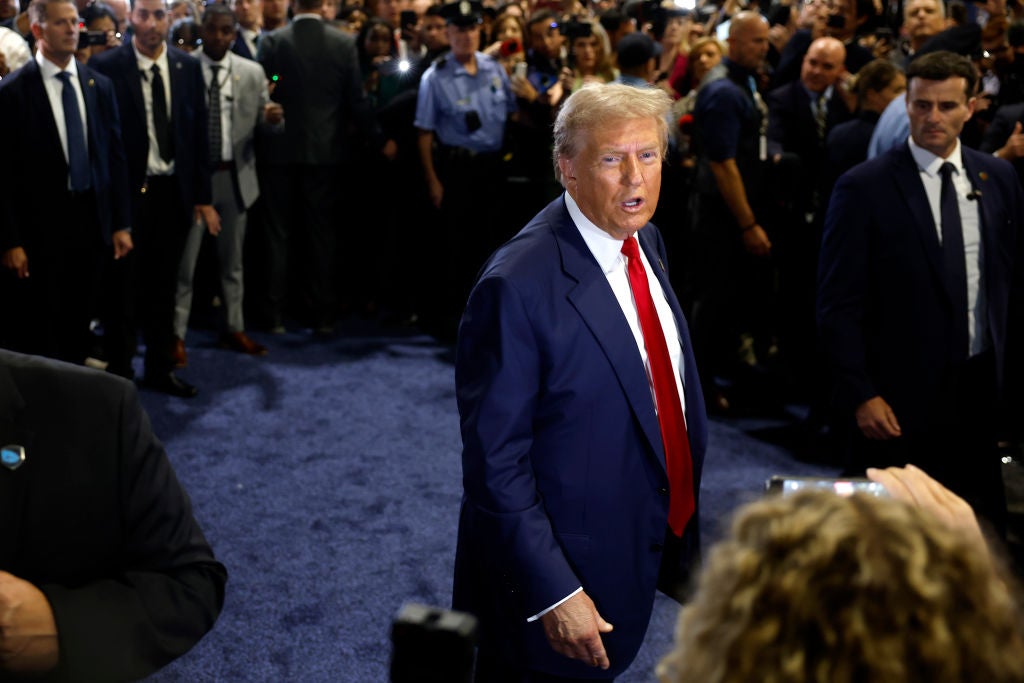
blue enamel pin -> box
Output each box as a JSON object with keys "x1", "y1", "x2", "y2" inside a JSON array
[{"x1": 1, "y1": 444, "x2": 25, "y2": 471}]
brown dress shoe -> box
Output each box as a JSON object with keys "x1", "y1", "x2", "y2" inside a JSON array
[
  {"x1": 218, "y1": 331, "x2": 268, "y2": 356},
  {"x1": 171, "y1": 337, "x2": 188, "y2": 368}
]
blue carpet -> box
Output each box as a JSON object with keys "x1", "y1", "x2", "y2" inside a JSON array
[{"x1": 138, "y1": 323, "x2": 836, "y2": 682}]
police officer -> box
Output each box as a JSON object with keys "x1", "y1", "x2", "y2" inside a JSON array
[{"x1": 414, "y1": 0, "x2": 515, "y2": 339}]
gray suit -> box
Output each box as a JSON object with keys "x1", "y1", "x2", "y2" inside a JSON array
[{"x1": 175, "y1": 52, "x2": 273, "y2": 337}]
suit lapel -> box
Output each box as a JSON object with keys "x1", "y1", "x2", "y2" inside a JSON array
[
  {"x1": 893, "y1": 144, "x2": 950, "y2": 302},
  {"x1": 553, "y1": 202, "x2": 667, "y2": 470},
  {"x1": 167, "y1": 48, "x2": 183, "y2": 126},
  {"x1": 24, "y1": 61, "x2": 66, "y2": 172},
  {"x1": 78, "y1": 61, "x2": 100, "y2": 170},
  {"x1": 0, "y1": 362, "x2": 32, "y2": 572},
  {"x1": 119, "y1": 43, "x2": 146, "y2": 126}
]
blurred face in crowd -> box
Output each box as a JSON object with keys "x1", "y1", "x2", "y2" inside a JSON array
[
  {"x1": 263, "y1": 0, "x2": 289, "y2": 28},
  {"x1": 0, "y1": 0, "x2": 18, "y2": 21},
  {"x1": 529, "y1": 18, "x2": 562, "y2": 59},
  {"x1": 420, "y1": 13, "x2": 447, "y2": 50},
  {"x1": 77, "y1": 12, "x2": 118, "y2": 62},
  {"x1": 320, "y1": 0, "x2": 339, "y2": 20},
  {"x1": 798, "y1": 0, "x2": 827, "y2": 31},
  {"x1": 131, "y1": 0, "x2": 170, "y2": 58},
  {"x1": 32, "y1": 0, "x2": 80, "y2": 66},
  {"x1": 447, "y1": 21, "x2": 479, "y2": 61},
  {"x1": 201, "y1": 11, "x2": 236, "y2": 61},
  {"x1": 558, "y1": 116, "x2": 663, "y2": 240},
  {"x1": 493, "y1": 15, "x2": 521, "y2": 44},
  {"x1": 727, "y1": 13, "x2": 769, "y2": 70},
  {"x1": 106, "y1": 0, "x2": 128, "y2": 31},
  {"x1": 365, "y1": 21, "x2": 392, "y2": 57},
  {"x1": 661, "y1": 15, "x2": 685, "y2": 46},
  {"x1": 800, "y1": 37, "x2": 845, "y2": 94},
  {"x1": 904, "y1": 0, "x2": 945, "y2": 48},
  {"x1": 231, "y1": 0, "x2": 263, "y2": 29},
  {"x1": 572, "y1": 34, "x2": 599, "y2": 73},
  {"x1": 907, "y1": 75, "x2": 974, "y2": 158},
  {"x1": 374, "y1": 0, "x2": 407, "y2": 25},
  {"x1": 824, "y1": 0, "x2": 858, "y2": 42},
  {"x1": 170, "y1": 0, "x2": 193, "y2": 22},
  {"x1": 863, "y1": 71, "x2": 906, "y2": 112},
  {"x1": 691, "y1": 40, "x2": 722, "y2": 82}
]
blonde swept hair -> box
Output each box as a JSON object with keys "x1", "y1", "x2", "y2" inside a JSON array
[
  {"x1": 552, "y1": 82, "x2": 672, "y2": 184},
  {"x1": 657, "y1": 491, "x2": 1024, "y2": 683}
]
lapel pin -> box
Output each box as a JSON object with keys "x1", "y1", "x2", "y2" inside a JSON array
[
  {"x1": 176, "y1": 62, "x2": 183, "y2": 70},
  {"x1": 88, "y1": 78, "x2": 95, "y2": 87},
  {"x1": 1, "y1": 444, "x2": 25, "y2": 471},
  {"x1": 979, "y1": 171, "x2": 989, "y2": 182}
]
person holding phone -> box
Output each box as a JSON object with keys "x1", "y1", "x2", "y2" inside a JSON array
[{"x1": 657, "y1": 466, "x2": 1023, "y2": 683}]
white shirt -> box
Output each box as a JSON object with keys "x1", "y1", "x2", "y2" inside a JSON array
[
  {"x1": 200, "y1": 51, "x2": 233, "y2": 162},
  {"x1": 133, "y1": 41, "x2": 174, "y2": 176},
  {"x1": 35, "y1": 51, "x2": 88, "y2": 190},
  {"x1": 908, "y1": 137, "x2": 987, "y2": 355},
  {"x1": 239, "y1": 27, "x2": 259, "y2": 58},
  {"x1": 525, "y1": 192, "x2": 688, "y2": 624}
]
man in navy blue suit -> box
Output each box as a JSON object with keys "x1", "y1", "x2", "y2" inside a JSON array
[
  {"x1": 454, "y1": 83, "x2": 707, "y2": 682},
  {"x1": 0, "y1": 0, "x2": 131, "y2": 364},
  {"x1": 818, "y1": 50, "x2": 1024, "y2": 532},
  {"x1": 90, "y1": 0, "x2": 220, "y2": 396}
]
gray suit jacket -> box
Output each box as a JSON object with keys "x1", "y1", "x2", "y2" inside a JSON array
[{"x1": 224, "y1": 52, "x2": 273, "y2": 208}]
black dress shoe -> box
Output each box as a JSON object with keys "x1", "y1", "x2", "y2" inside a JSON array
[{"x1": 141, "y1": 372, "x2": 198, "y2": 398}]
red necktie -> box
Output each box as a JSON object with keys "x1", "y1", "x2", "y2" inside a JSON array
[{"x1": 621, "y1": 236, "x2": 694, "y2": 537}]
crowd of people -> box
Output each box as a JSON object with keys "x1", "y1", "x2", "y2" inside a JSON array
[{"x1": 1, "y1": 0, "x2": 1023, "y2": 678}]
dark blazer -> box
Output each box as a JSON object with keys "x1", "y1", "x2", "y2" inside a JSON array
[
  {"x1": 257, "y1": 16, "x2": 378, "y2": 165},
  {"x1": 0, "y1": 58, "x2": 130, "y2": 252},
  {"x1": 817, "y1": 143, "x2": 1024, "y2": 436},
  {"x1": 766, "y1": 79, "x2": 852, "y2": 213},
  {"x1": 454, "y1": 197, "x2": 707, "y2": 678},
  {"x1": 0, "y1": 350, "x2": 226, "y2": 682},
  {"x1": 980, "y1": 102, "x2": 1024, "y2": 184},
  {"x1": 89, "y1": 43, "x2": 212, "y2": 226}
]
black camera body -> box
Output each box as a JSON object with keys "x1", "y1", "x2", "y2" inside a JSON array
[{"x1": 391, "y1": 603, "x2": 478, "y2": 683}]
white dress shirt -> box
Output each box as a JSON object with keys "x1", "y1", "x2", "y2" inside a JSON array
[
  {"x1": 35, "y1": 51, "x2": 88, "y2": 190},
  {"x1": 133, "y1": 42, "x2": 174, "y2": 176},
  {"x1": 908, "y1": 137, "x2": 987, "y2": 355}
]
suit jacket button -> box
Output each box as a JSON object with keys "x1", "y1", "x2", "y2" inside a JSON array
[{"x1": 657, "y1": 487, "x2": 668, "y2": 496}]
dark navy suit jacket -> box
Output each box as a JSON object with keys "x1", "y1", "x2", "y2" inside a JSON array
[
  {"x1": 818, "y1": 143, "x2": 1024, "y2": 437},
  {"x1": 89, "y1": 43, "x2": 212, "y2": 227},
  {"x1": 0, "y1": 58, "x2": 130, "y2": 252},
  {"x1": 454, "y1": 197, "x2": 707, "y2": 678}
]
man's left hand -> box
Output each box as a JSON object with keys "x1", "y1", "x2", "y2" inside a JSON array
[
  {"x1": 112, "y1": 229, "x2": 133, "y2": 259},
  {"x1": 0, "y1": 571, "x2": 59, "y2": 674},
  {"x1": 539, "y1": 590, "x2": 614, "y2": 669},
  {"x1": 195, "y1": 205, "x2": 221, "y2": 236}
]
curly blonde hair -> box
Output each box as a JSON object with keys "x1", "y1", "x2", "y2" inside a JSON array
[{"x1": 657, "y1": 491, "x2": 1024, "y2": 683}]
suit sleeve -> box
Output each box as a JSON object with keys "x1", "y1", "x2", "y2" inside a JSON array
[
  {"x1": 102, "y1": 78, "x2": 132, "y2": 232},
  {"x1": 817, "y1": 171, "x2": 879, "y2": 412},
  {"x1": 456, "y1": 275, "x2": 582, "y2": 619},
  {"x1": 39, "y1": 381, "x2": 226, "y2": 682}
]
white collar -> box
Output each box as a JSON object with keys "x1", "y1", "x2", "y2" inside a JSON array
[
  {"x1": 35, "y1": 51, "x2": 78, "y2": 80},
  {"x1": 909, "y1": 136, "x2": 964, "y2": 179},
  {"x1": 564, "y1": 190, "x2": 635, "y2": 275}
]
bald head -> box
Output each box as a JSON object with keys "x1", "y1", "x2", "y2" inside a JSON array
[
  {"x1": 801, "y1": 36, "x2": 846, "y2": 94},
  {"x1": 727, "y1": 11, "x2": 769, "y2": 70}
]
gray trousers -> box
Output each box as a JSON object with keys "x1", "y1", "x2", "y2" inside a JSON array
[{"x1": 174, "y1": 167, "x2": 247, "y2": 339}]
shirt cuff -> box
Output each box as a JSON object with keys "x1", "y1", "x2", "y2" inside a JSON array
[{"x1": 525, "y1": 586, "x2": 582, "y2": 623}]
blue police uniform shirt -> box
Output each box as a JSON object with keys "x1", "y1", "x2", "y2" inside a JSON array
[
  {"x1": 694, "y1": 58, "x2": 760, "y2": 163},
  {"x1": 414, "y1": 51, "x2": 516, "y2": 154}
]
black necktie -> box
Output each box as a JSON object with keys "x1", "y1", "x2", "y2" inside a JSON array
[
  {"x1": 939, "y1": 161, "x2": 969, "y2": 360},
  {"x1": 56, "y1": 72, "x2": 90, "y2": 191},
  {"x1": 150, "y1": 63, "x2": 173, "y2": 162},
  {"x1": 208, "y1": 64, "x2": 222, "y2": 164}
]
